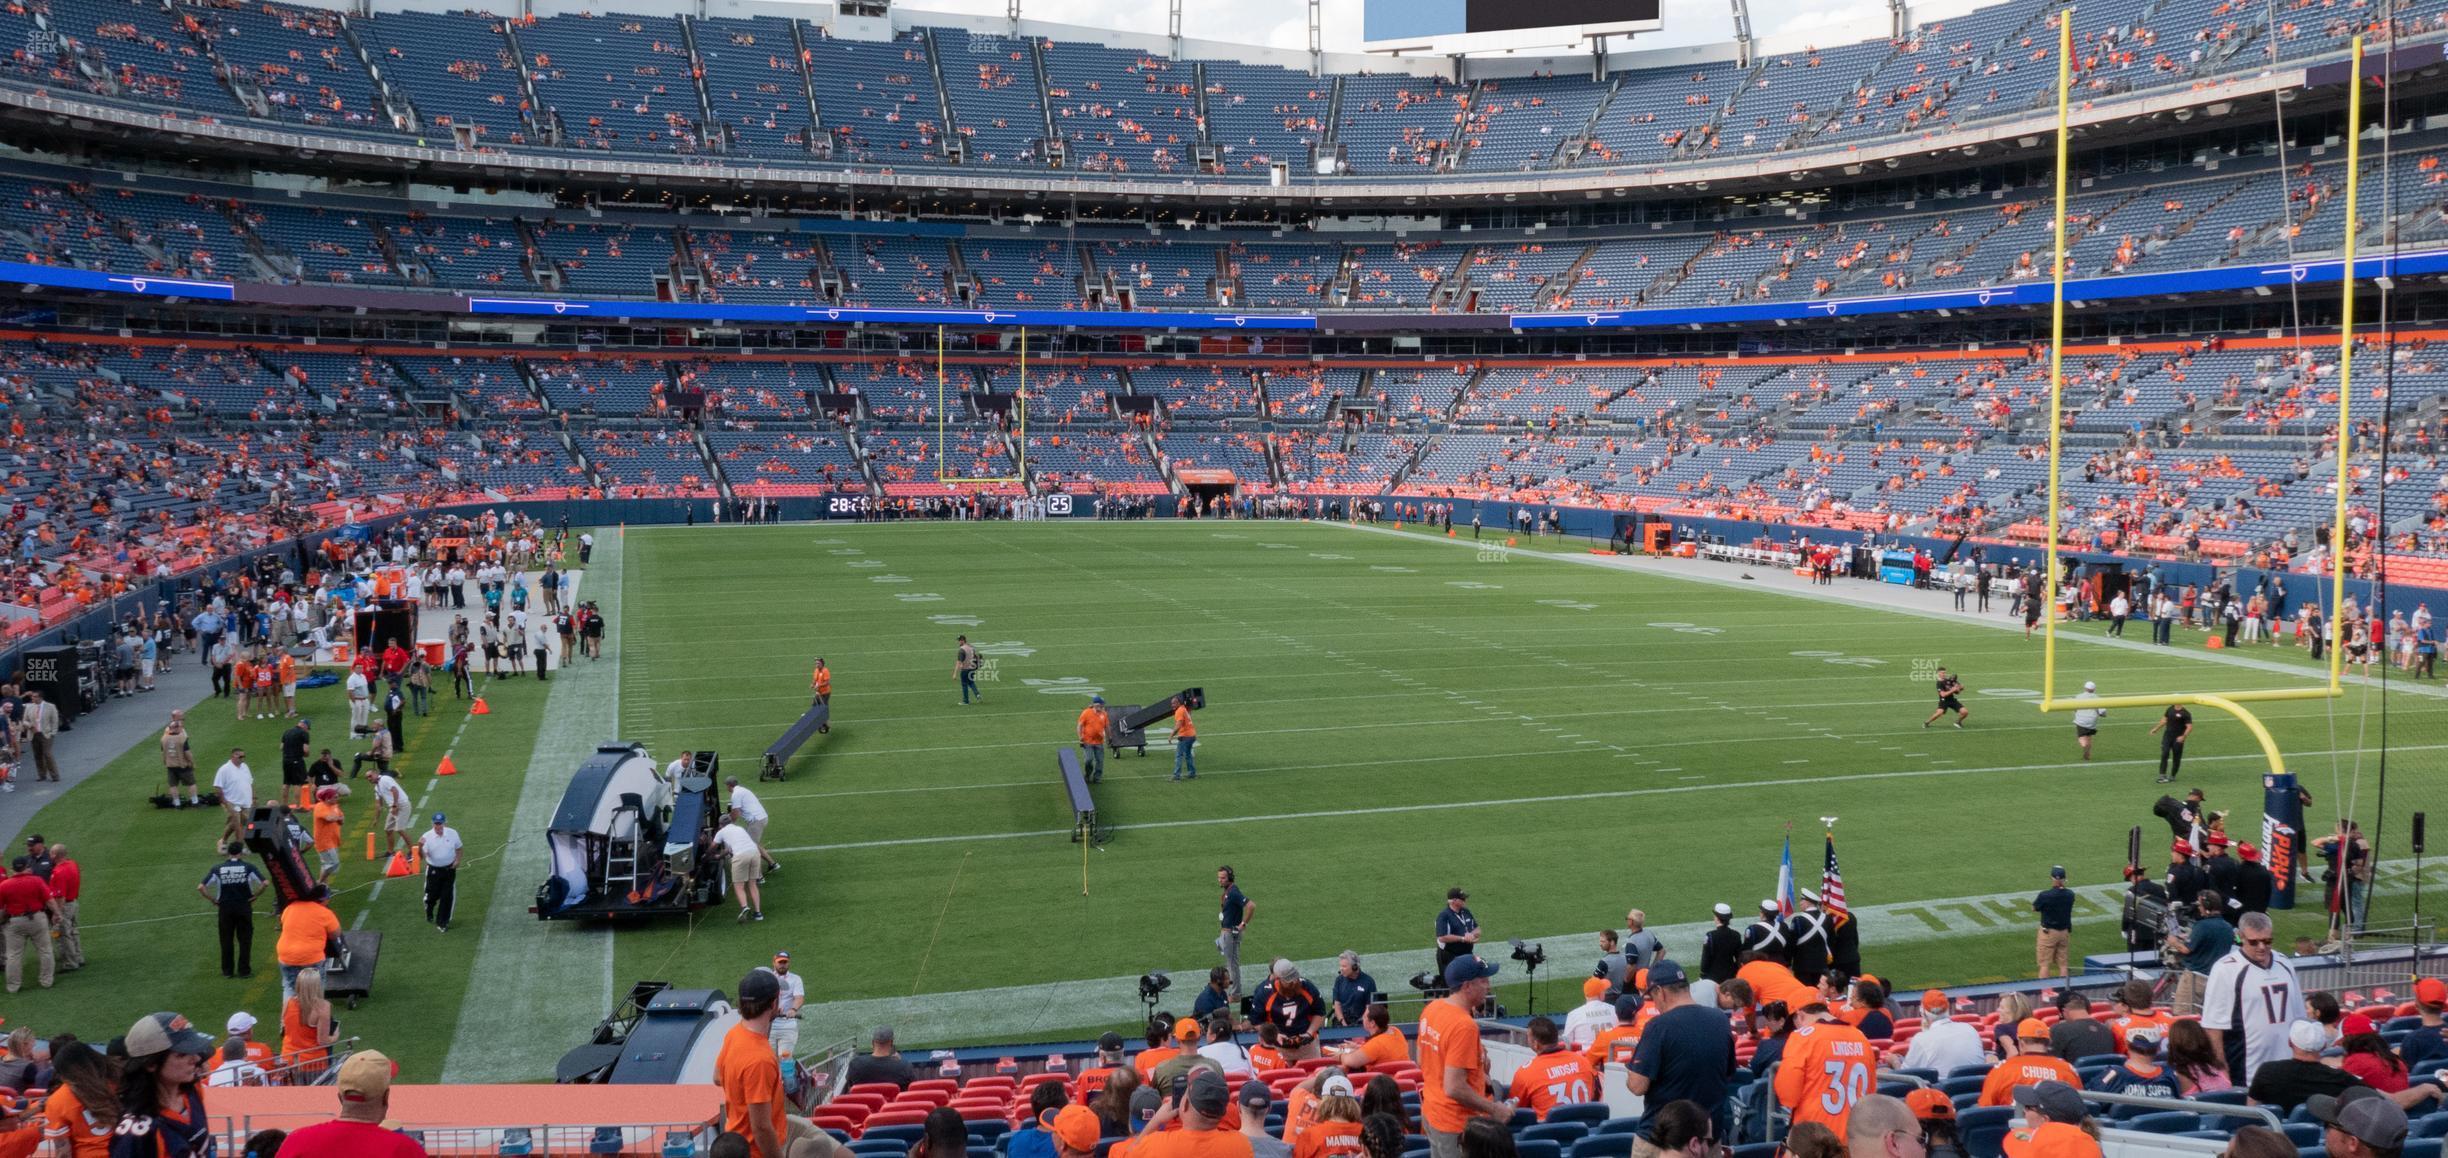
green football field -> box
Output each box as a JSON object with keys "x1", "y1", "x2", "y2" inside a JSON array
[{"x1": 18, "y1": 519, "x2": 2448, "y2": 1082}]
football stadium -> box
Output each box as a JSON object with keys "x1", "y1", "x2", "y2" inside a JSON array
[{"x1": 5, "y1": 0, "x2": 2448, "y2": 1150}]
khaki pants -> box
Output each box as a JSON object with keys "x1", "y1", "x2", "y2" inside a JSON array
[
  {"x1": 4, "y1": 912, "x2": 52, "y2": 992},
  {"x1": 55, "y1": 899, "x2": 80, "y2": 970},
  {"x1": 2173, "y1": 969, "x2": 2208, "y2": 1016},
  {"x1": 2036, "y1": 927, "x2": 2069, "y2": 978}
]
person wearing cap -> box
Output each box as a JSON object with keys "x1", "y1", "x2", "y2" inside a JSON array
[
  {"x1": 2401, "y1": 980, "x2": 2448, "y2": 1074},
  {"x1": 419, "y1": 813, "x2": 463, "y2": 932},
  {"x1": 42, "y1": 840, "x2": 80, "y2": 972},
  {"x1": 279, "y1": 717, "x2": 312, "y2": 807},
  {"x1": 1255, "y1": 960, "x2": 1324, "y2": 1060},
  {"x1": 1239, "y1": 1078, "x2": 1291, "y2": 1158},
  {"x1": 1976, "y1": 1020, "x2": 2079, "y2": 1106},
  {"x1": 162, "y1": 709, "x2": 199, "y2": 808},
  {"x1": 115, "y1": 1013, "x2": 218, "y2": 1157},
  {"x1": 1134, "y1": 1016, "x2": 1187, "y2": 1081},
  {"x1": 1294, "y1": 1074, "x2": 1364, "y2": 1158},
  {"x1": 1740, "y1": 899, "x2": 1786, "y2": 956},
  {"x1": 0, "y1": 857, "x2": 55, "y2": 993},
  {"x1": 1335, "y1": 1002, "x2": 1409, "y2": 1071},
  {"x1": 1584, "y1": 995, "x2": 1645, "y2": 1073},
  {"x1": 2031, "y1": 867, "x2": 2075, "y2": 981},
  {"x1": 1432, "y1": 888, "x2": 1479, "y2": 975},
  {"x1": 1900, "y1": 1088, "x2": 1957, "y2": 1150},
  {"x1": 2313, "y1": 1089, "x2": 2413, "y2": 1158},
  {"x1": 1127, "y1": 1069, "x2": 1249, "y2": 1158},
  {"x1": 270, "y1": 1042, "x2": 423, "y2": 1150},
  {"x1": 1784, "y1": 892, "x2": 1831, "y2": 986},
  {"x1": 309, "y1": 786, "x2": 346, "y2": 884},
  {"x1": 1192, "y1": 966, "x2": 1236, "y2": 1024},
  {"x1": 1563, "y1": 975, "x2": 1619, "y2": 1049},
  {"x1": 1218, "y1": 867, "x2": 1252, "y2": 1006},
  {"x1": 843, "y1": 1025, "x2": 916, "y2": 1090},
  {"x1": 1508, "y1": 1016, "x2": 1598, "y2": 1121},
  {"x1": 204, "y1": 1036, "x2": 269, "y2": 1089},
  {"x1": 2045, "y1": 991, "x2": 2114, "y2": 1061},
  {"x1": 726, "y1": 778, "x2": 781, "y2": 877},
  {"x1": 2202, "y1": 836, "x2": 2242, "y2": 905},
  {"x1": 1420, "y1": 955, "x2": 1511, "y2": 1158},
  {"x1": 2166, "y1": 841, "x2": 2209, "y2": 910},
  {"x1": 1042, "y1": 1103, "x2": 1105, "y2": 1158},
  {"x1": 715, "y1": 969, "x2": 838, "y2": 1158},
  {"x1": 2084, "y1": 1029, "x2": 2176, "y2": 1101},
  {"x1": 1628, "y1": 960, "x2": 1736, "y2": 1152},
  {"x1": 1079, "y1": 1033, "x2": 1132, "y2": 1101},
  {"x1": 2201, "y1": 909, "x2": 2299, "y2": 1082},
  {"x1": 1777, "y1": 1002, "x2": 1875, "y2": 1141},
  {"x1": 226, "y1": 1010, "x2": 276, "y2": 1068},
  {"x1": 762, "y1": 953, "x2": 806, "y2": 1059},
  {"x1": 2148, "y1": 703, "x2": 2194, "y2": 784},
  {"x1": 2246, "y1": 1021, "x2": 2380, "y2": 1113},
  {"x1": 1329, "y1": 952, "x2": 1376, "y2": 1028},
  {"x1": 366, "y1": 767, "x2": 413, "y2": 860},
  {"x1": 2001, "y1": 1081, "x2": 2101, "y2": 1158},
  {"x1": 1700, "y1": 904, "x2": 1741, "y2": 984},
  {"x1": 198, "y1": 841, "x2": 268, "y2": 979},
  {"x1": 1890, "y1": 990, "x2": 1982, "y2": 1073},
  {"x1": 2233, "y1": 842, "x2": 2275, "y2": 915},
  {"x1": 1078, "y1": 697, "x2": 1109, "y2": 785},
  {"x1": 2070, "y1": 681, "x2": 2105, "y2": 760}
]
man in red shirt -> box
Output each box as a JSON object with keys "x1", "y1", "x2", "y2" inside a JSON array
[
  {"x1": 380, "y1": 639, "x2": 411, "y2": 695},
  {"x1": 0, "y1": 858, "x2": 55, "y2": 993},
  {"x1": 273, "y1": 1049, "x2": 426, "y2": 1156},
  {"x1": 1420, "y1": 956, "x2": 1513, "y2": 1158},
  {"x1": 45, "y1": 841, "x2": 80, "y2": 971}
]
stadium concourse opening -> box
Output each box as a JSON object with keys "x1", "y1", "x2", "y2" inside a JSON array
[{"x1": 6, "y1": 0, "x2": 2448, "y2": 1150}]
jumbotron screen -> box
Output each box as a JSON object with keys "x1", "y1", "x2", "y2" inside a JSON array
[{"x1": 1363, "y1": 0, "x2": 1663, "y2": 51}]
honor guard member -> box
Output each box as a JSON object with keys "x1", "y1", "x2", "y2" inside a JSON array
[
  {"x1": 197, "y1": 843, "x2": 267, "y2": 978},
  {"x1": 1784, "y1": 891, "x2": 1832, "y2": 985},
  {"x1": 1700, "y1": 904, "x2": 1743, "y2": 983},
  {"x1": 1742, "y1": 899, "x2": 1787, "y2": 955}
]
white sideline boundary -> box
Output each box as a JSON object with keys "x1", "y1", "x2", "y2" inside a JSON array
[{"x1": 440, "y1": 537, "x2": 623, "y2": 1083}]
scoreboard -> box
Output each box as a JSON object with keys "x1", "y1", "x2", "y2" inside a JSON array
[{"x1": 1363, "y1": 0, "x2": 1662, "y2": 54}]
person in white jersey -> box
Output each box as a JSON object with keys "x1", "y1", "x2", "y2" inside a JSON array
[{"x1": 2200, "y1": 910, "x2": 2303, "y2": 1086}]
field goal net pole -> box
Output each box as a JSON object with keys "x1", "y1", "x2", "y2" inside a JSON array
[
  {"x1": 2034, "y1": 18, "x2": 2356, "y2": 769},
  {"x1": 934, "y1": 324, "x2": 1030, "y2": 487}
]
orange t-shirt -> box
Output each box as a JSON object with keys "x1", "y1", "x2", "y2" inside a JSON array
[
  {"x1": 2004, "y1": 1120, "x2": 2105, "y2": 1158},
  {"x1": 312, "y1": 802, "x2": 344, "y2": 853},
  {"x1": 1294, "y1": 1121, "x2": 1366, "y2": 1158},
  {"x1": 1508, "y1": 1049, "x2": 1598, "y2": 1120},
  {"x1": 813, "y1": 666, "x2": 830, "y2": 695},
  {"x1": 232, "y1": 660, "x2": 255, "y2": 691},
  {"x1": 1354, "y1": 1029, "x2": 1410, "y2": 1068},
  {"x1": 1584, "y1": 1024, "x2": 1639, "y2": 1071},
  {"x1": 1737, "y1": 960, "x2": 1816, "y2": 1011},
  {"x1": 276, "y1": 901, "x2": 340, "y2": 967},
  {"x1": 1978, "y1": 1056, "x2": 2082, "y2": 1107},
  {"x1": 717, "y1": 1022, "x2": 789, "y2": 1158},
  {"x1": 1135, "y1": 1046, "x2": 1181, "y2": 1080},
  {"x1": 2107, "y1": 1011, "x2": 2173, "y2": 1054},
  {"x1": 1076, "y1": 1066, "x2": 1120, "y2": 1101},
  {"x1": 1418, "y1": 997, "x2": 1486, "y2": 1134},
  {"x1": 1127, "y1": 1129, "x2": 1254, "y2": 1158},
  {"x1": 1282, "y1": 1086, "x2": 1317, "y2": 1145},
  {"x1": 1173, "y1": 705, "x2": 1196, "y2": 739},
  {"x1": 278, "y1": 654, "x2": 297, "y2": 686},
  {"x1": 281, "y1": 996, "x2": 329, "y2": 1076},
  {"x1": 41, "y1": 1085, "x2": 112, "y2": 1158},
  {"x1": 1249, "y1": 1043, "x2": 1286, "y2": 1073},
  {"x1": 1775, "y1": 1022, "x2": 1878, "y2": 1140},
  {"x1": 1080, "y1": 707, "x2": 1109, "y2": 745}
]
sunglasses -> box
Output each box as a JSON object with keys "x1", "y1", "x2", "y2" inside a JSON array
[{"x1": 2243, "y1": 936, "x2": 2275, "y2": 947}]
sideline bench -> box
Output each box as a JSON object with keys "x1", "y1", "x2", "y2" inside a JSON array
[
  {"x1": 760, "y1": 700, "x2": 831, "y2": 782},
  {"x1": 1059, "y1": 747, "x2": 1106, "y2": 844}
]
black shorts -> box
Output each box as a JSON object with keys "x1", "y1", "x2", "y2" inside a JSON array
[
  {"x1": 2076, "y1": 725, "x2": 2099, "y2": 738},
  {"x1": 1938, "y1": 697, "x2": 1963, "y2": 712},
  {"x1": 482, "y1": 643, "x2": 499, "y2": 659},
  {"x1": 167, "y1": 765, "x2": 195, "y2": 787}
]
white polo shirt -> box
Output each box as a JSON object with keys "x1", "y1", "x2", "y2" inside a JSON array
[
  {"x1": 730, "y1": 785, "x2": 768, "y2": 824},
  {"x1": 213, "y1": 761, "x2": 254, "y2": 811},
  {"x1": 713, "y1": 823, "x2": 759, "y2": 862},
  {"x1": 419, "y1": 826, "x2": 463, "y2": 868}
]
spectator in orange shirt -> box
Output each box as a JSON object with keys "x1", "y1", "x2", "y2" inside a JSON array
[
  {"x1": 1420, "y1": 956, "x2": 1512, "y2": 1158},
  {"x1": 1292, "y1": 1076, "x2": 1364, "y2": 1158},
  {"x1": 1583, "y1": 996, "x2": 1644, "y2": 1071},
  {"x1": 1776, "y1": 1004, "x2": 1877, "y2": 1141},
  {"x1": 1336, "y1": 1003, "x2": 1410, "y2": 1071},
  {"x1": 1170, "y1": 700, "x2": 1198, "y2": 781},
  {"x1": 309, "y1": 788, "x2": 346, "y2": 882},
  {"x1": 2105, "y1": 980, "x2": 2173, "y2": 1056},
  {"x1": 1136, "y1": 1017, "x2": 1193, "y2": 1080},
  {"x1": 1979, "y1": 1021, "x2": 2081, "y2": 1107},
  {"x1": 1507, "y1": 1017, "x2": 1598, "y2": 1120}
]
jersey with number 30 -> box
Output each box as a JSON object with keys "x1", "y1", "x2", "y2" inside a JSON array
[
  {"x1": 2200, "y1": 950, "x2": 2304, "y2": 1082},
  {"x1": 1776, "y1": 1022, "x2": 1878, "y2": 1139},
  {"x1": 1508, "y1": 1049, "x2": 1598, "y2": 1121}
]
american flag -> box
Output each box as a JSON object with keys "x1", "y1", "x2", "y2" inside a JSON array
[{"x1": 1822, "y1": 829, "x2": 1848, "y2": 918}]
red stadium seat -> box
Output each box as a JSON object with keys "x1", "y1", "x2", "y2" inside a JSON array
[
  {"x1": 910, "y1": 1079, "x2": 960, "y2": 1095},
  {"x1": 848, "y1": 1084, "x2": 906, "y2": 1101},
  {"x1": 865, "y1": 1110, "x2": 930, "y2": 1129},
  {"x1": 1296, "y1": 1058, "x2": 1337, "y2": 1072},
  {"x1": 952, "y1": 1102, "x2": 1008, "y2": 1120}
]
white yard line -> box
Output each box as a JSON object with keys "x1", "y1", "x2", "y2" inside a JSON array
[{"x1": 440, "y1": 541, "x2": 621, "y2": 1083}]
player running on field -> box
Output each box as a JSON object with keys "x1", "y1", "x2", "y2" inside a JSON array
[{"x1": 1924, "y1": 666, "x2": 1970, "y2": 729}]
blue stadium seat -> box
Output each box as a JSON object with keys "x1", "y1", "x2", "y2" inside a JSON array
[
  {"x1": 852, "y1": 1142, "x2": 908, "y2": 1156},
  {"x1": 1939, "y1": 1076, "x2": 1987, "y2": 1100},
  {"x1": 2177, "y1": 1131, "x2": 2233, "y2": 1141},
  {"x1": 866, "y1": 1127, "x2": 926, "y2": 1147},
  {"x1": 1403, "y1": 1140, "x2": 1433, "y2": 1158},
  {"x1": 1891, "y1": 1069, "x2": 1942, "y2": 1083},
  {"x1": 589, "y1": 1128, "x2": 625, "y2": 1155},
  {"x1": 1591, "y1": 1120, "x2": 1644, "y2": 1137},
  {"x1": 2289, "y1": 1107, "x2": 2322, "y2": 1125},
  {"x1": 2390, "y1": 1017, "x2": 2426, "y2": 1033},
  {"x1": 1550, "y1": 1105, "x2": 1612, "y2": 1126},
  {"x1": 2192, "y1": 1090, "x2": 2251, "y2": 1106},
  {"x1": 2413, "y1": 1115, "x2": 2448, "y2": 1140},
  {"x1": 2123, "y1": 1113, "x2": 2201, "y2": 1135},
  {"x1": 1516, "y1": 1140, "x2": 1563, "y2": 1158},
  {"x1": 1946, "y1": 1065, "x2": 1993, "y2": 1080},
  {"x1": 2403, "y1": 1139, "x2": 2444, "y2": 1158},
  {"x1": 1959, "y1": 1106, "x2": 2017, "y2": 1158},
  {"x1": 1509, "y1": 1109, "x2": 1539, "y2": 1132},
  {"x1": 2306, "y1": 1147, "x2": 2337, "y2": 1158},
  {"x1": 1878, "y1": 1079, "x2": 1923, "y2": 1098},
  {"x1": 1521, "y1": 1123, "x2": 1592, "y2": 1145},
  {"x1": 967, "y1": 1122, "x2": 1010, "y2": 1143},
  {"x1": 1570, "y1": 1135, "x2": 1637, "y2": 1158},
  {"x1": 2073, "y1": 1055, "x2": 2124, "y2": 1070},
  {"x1": 2284, "y1": 1124, "x2": 2324, "y2": 1147},
  {"x1": 1732, "y1": 1145, "x2": 1778, "y2": 1158}
]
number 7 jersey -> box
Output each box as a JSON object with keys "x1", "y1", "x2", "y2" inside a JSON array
[{"x1": 1776, "y1": 1021, "x2": 1879, "y2": 1138}]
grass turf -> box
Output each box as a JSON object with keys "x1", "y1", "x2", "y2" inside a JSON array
[
  {"x1": 19, "y1": 521, "x2": 2442, "y2": 1077},
  {"x1": 605, "y1": 520, "x2": 2445, "y2": 1048}
]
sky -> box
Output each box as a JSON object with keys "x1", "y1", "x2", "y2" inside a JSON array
[{"x1": 896, "y1": 0, "x2": 1894, "y2": 58}]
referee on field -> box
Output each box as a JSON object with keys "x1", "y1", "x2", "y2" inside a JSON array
[{"x1": 420, "y1": 814, "x2": 463, "y2": 932}]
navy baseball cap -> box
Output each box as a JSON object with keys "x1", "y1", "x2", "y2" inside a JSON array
[
  {"x1": 1443, "y1": 956, "x2": 1500, "y2": 988},
  {"x1": 432, "y1": 813, "x2": 447, "y2": 824},
  {"x1": 1646, "y1": 960, "x2": 1689, "y2": 989}
]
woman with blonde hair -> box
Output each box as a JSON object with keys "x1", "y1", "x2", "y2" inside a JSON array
[
  {"x1": 1294, "y1": 1074, "x2": 1365, "y2": 1158},
  {"x1": 1993, "y1": 994, "x2": 2036, "y2": 1058},
  {"x1": 280, "y1": 969, "x2": 337, "y2": 1079}
]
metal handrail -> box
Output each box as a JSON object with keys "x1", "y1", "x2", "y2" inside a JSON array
[{"x1": 2081, "y1": 1091, "x2": 2283, "y2": 1131}]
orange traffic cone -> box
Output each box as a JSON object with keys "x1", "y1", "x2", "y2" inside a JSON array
[
  {"x1": 410, "y1": 848, "x2": 422, "y2": 873},
  {"x1": 469, "y1": 697, "x2": 490, "y2": 716},
  {"x1": 1506, "y1": 537, "x2": 1518, "y2": 547},
  {"x1": 385, "y1": 852, "x2": 412, "y2": 878},
  {"x1": 365, "y1": 832, "x2": 377, "y2": 862},
  {"x1": 435, "y1": 754, "x2": 459, "y2": 777}
]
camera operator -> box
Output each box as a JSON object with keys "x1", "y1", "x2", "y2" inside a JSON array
[
  {"x1": 2165, "y1": 889, "x2": 2234, "y2": 1017},
  {"x1": 2120, "y1": 865, "x2": 2173, "y2": 957}
]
